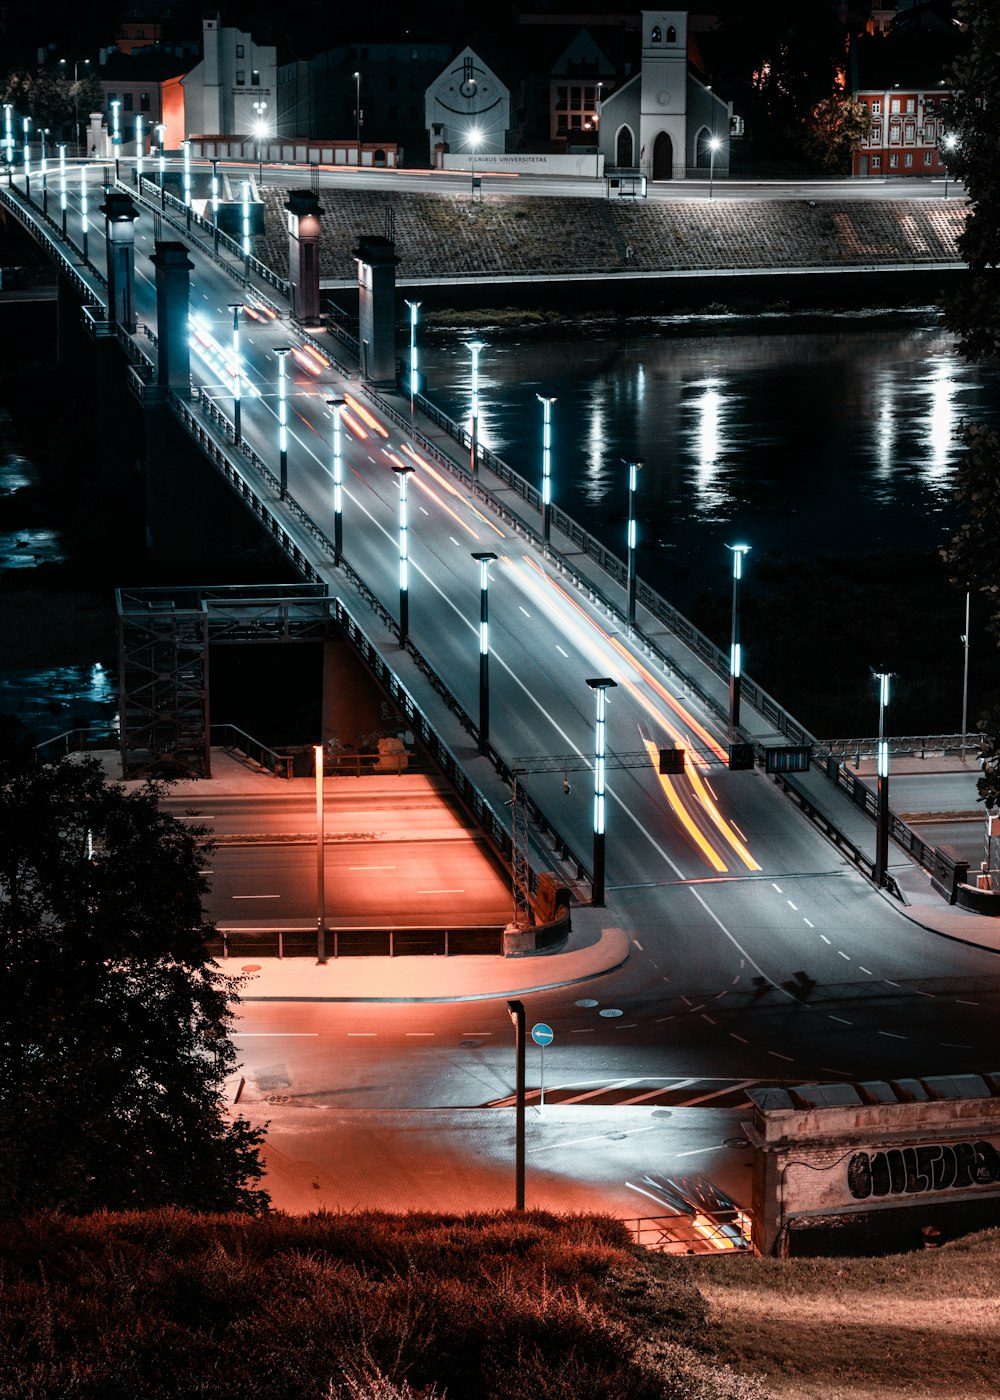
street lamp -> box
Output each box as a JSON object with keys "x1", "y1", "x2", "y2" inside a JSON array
[
  {"x1": 211, "y1": 156, "x2": 219, "y2": 252},
  {"x1": 472, "y1": 551, "x2": 498, "y2": 754},
  {"x1": 727, "y1": 543, "x2": 750, "y2": 732},
  {"x1": 404, "y1": 298, "x2": 421, "y2": 415},
  {"x1": 326, "y1": 397, "x2": 346, "y2": 563},
  {"x1": 586, "y1": 677, "x2": 617, "y2": 908},
  {"x1": 58, "y1": 143, "x2": 67, "y2": 237},
  {"x1": 110, "y1": 100, "x2": 121, "y2": 178},
  {"x1": 40, "y1": 128, "x2": 48, "y2": 215},
  {"x1": 467, "y1": 124, "x2": 482, "y2": 196},
  {"x1": 182, "y1": 139, "x2": 191, "y2": 228},
  {"x1": 241, "y1": 179, "x2": 251, "y2": 272},
  {"x1": 874, "y1": 670, "x2": 892, "y2": 887},
  {"x1": 468, "y1": 339, "x2": 485, "y2": 483},
  {"x1": 60, "y1": 58, "x2": 90, "y2": 152},
  {"x1": 708, "y1": 134, "x2": 722, "y2": 198},
  {"x1": 155, "y1": 122, "x2": 166, "y2": 208},
  {"x1": 252, "y1": 100, "x2": 267, "y2": 183},
  {"x1": 392, "y1": 463, "x2": 414, "y2": 646},
  {"x1": 942, "y1": 132, "x2": 957, "y2": 198},
  {"x1": 314, "y1": 743, "x2": 327, "y2": 964},
  {"x1": 506, "y1": 999, "x2": 526, "y2": 1212},
  {"x1": 228, "y1": 303, "x2": 243, "y2": 442},
  {"x1": 3, "y1": 105, "x2": 13, "y2": 176},
  {"x1": 961, "y1": 588, "x2": 971, "y2": 757},
  {"x1": 135, "y1": 114, "x2": 144, "y2": 184},
  {"x1": 594, "y1": 81, "x2": 603, "y2": 178},
  {"x1": 624, "y1": 459, "x2": 642, "y2": 627},
  {"x1": 22, "y1": 116, "x2": 30, "y2": 200},
  {"x1": 353, "y1": 71, "x2": 361, "y2": 165},
  {"x1": 537, "y1": 393, "x2": 556, "y2": 551},
  {"x1": 79, "y1": 161, "x2": 88, "y2": 261},
  {"x1": 274, "y1": 346, "x2": 290, "y2": 498}
]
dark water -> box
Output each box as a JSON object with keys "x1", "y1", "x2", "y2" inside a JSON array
[{"x1": 419, "y1": 311, "x2": 999, "y2": 611}]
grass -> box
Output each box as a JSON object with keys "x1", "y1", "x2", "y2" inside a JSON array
[{"x1": 690, "y1": 1228, "x2": 1000, "y2": 1398}]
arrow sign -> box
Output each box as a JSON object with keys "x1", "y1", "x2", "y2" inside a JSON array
[{"x1": 531, "y1": 1022, "x2": 554, "y2": 1047}]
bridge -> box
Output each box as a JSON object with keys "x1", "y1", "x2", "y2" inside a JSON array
[{"x1": 0, "y1": 159, "x2": 989, "y2": 935}]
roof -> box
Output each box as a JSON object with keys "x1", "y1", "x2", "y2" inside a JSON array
[{"x1": 98, "y1": 48, "x2": 192, "y2": 81}]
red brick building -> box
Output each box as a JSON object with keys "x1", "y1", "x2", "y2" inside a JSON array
[{"x1": 852, "y1": 85, "x2": 951, "y2": 178}]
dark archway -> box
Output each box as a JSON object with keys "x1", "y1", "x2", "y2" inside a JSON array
[
  {"x1": 652, "y1": 131, "x2": 673, "y2": 180},
  {"x1": 695, "y1": 127, "x2": 713, "y2": 168},
  {"x1": 616, "y1": 126, "x2": 634, "y2": 169}
]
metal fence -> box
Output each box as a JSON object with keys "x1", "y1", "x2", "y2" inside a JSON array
[{"x1": 211, "y1": 925, "x2": 505, "y2": 959}]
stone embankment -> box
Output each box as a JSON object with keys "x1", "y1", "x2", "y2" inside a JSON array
[{"x1": 258, "y1": 188, "x2": 965, "y2": 281}]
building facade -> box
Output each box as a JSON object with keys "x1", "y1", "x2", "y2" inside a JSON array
[
  {"x1": 425, "y1": 47, "x2": 512, "y2": 165},
  {"x1": 851, "y1": 85, "x2": 951, "y2": 177},
  {"x1": 181, "y1": 13, "x2": 276, "y2": 141}
]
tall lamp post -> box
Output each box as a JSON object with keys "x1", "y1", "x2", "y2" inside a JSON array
[
  {"x1": 22, "y1": 116, "x2": 31, "y2": 200},
  {"x1": 874, "y1": 670, "x2": 892, "y2": 888},
  {"x1": 241, "y1": 179, "x2": 251, "y2": 274},
  {"x1": 39, "y1": 128, "x2": 49, "y2": 215},
  {"x1": 392, "y1": 463, "x2": 414, "y2": 646},
  {"x1": 59, "y1": 58, "x2": 90, "y2": 153},
  {"x1": 252, "y1": 100, "x2": 267, "y2": 182},
  {"x1": 472, "y1": 551, "x2": 498, "y2": 754},
  {"x1": 182, "y1": 139, "x2": 191, "y2": 228},
  {"x1": 624, "y1": 459, "x2": 642, "y2": 626},
  {"x1": 942, "y1": 132, "x2": 957, "y2": 198},
  {"x1": 211, "y1": 156, "x2": 219, "y2": 251},
  {"x1": 468, "y1": 339, "x2": 485, "y2": 483},
  {"x1": 110, "y1": 100, "x2": 121, "y2": 179},
  {"x1": 586, "y1": 677, "x2": 617, "y2": 907},
  {"x1": 4, "y1": 105, "x2": 13, "y2": 176},
  {"x1": 467, "y1": 125, "x2": 482, "y2": 196},
  {"x1": 58, "y1": 143, "x2": 67, "y2": 236},
  {"x1": 314, "y1": 743, "x2": 327, "y2": 964},
  {"x1": 727, "y1": 543, "x2": 751, "y2": 732},
  {"x1": 506, "y1": 999, "x2": 526, "y2": 1212},
  {"x1": 326, "y1": 397, "x2": 346, "y2": 564},
  {"x1": 275, "y1": 346, "x2": 290, "y2": 499},
  {"x1": 135, "y1": 115, "x2": 144, "y2": 184},
  {"x1": 155, "y1": 122, "x2": 166, "y2": 208},
  {"x1": 537, "y1": 393, "x2": 556, "y2": 552},
  {"x1": 79, "y1": 162, "x2": 89, "y2": 261},
  {"x1": 228, "y1": 303, "x2": 243, "y2": 443},
  {"x1": 353, "y1": 71, "x2": 362, "y2": 165},
  {"x1": 961, "y1": 588, "x2": 971, "y2": 757},
  {"x1": 404, "y1": 299, "x2": 421, "y2": 415},
  {"x1": 708, "y1": 134, "x2": 721, "y2": 198}
]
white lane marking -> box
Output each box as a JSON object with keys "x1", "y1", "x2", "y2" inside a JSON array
[
  {"x1": 941, "y1": 1042, "x2": 973, "y2": 1049},
  {"x1": 418, "y1": 888, "x2": 464, "y2": 893},
  {"x1": 715, "y1": 990, "x2": 728, "y2": 999},
  {"x1": 688, "y1": 887, "x2": 787, "y2": 995},
  {"x1": 559, "y1": 1078, "x2": 644, "y2": 1104},
  {"x1": 820, "y1": 934, "x2": 831, "y2": 944},
  {"x1": 531, "y1": 1125, "x2": 661, "y2": 1154},
  {"x1": 232, "y1": 894, "x2": 280, "y2": 899},
  {"x1": 879, "y1": 1031, "x2": 907, "y2": 1039},
  {"x1": 406, "y1": 1032, "x2": 434, "y2": 1037},
  {"x1": 347, "y1": 1032, "x2": 377, "y2": 1037},
  {"x1": 859, "y1": 966, "x2": 872, "y2": 975},
  {"x1": 730, "y1": 1033, "x2": 748, "y2": 1044},
  {"x1": 570, "y1": 1028, "x2": 595, "y2": 1033},
  {"x1": 556, "y1": 645, "x2": 569, "y2": 657},
  {"x1": 655, "y1": 1016, "x2": 675, "y2": 1023},
  {"x1": 915, "y1": 990, "x2": 934, "y2": 998},
  {"x1": 803, "y1": 918, "x2": 814, "y2": 928},
  {"x1": 463, "y1": 1032, "x2": 492, "y2": 1037},
  {"x1": 957, "y1": 999, "x2": 979, "y2": 1006},
  {"x1": 685, "y1": 1079, "x2": 758, "y2": 1106},
  {"x1": 771, "y1": 883, "x2": 783, "y2": 893},
  {"x1": 449, "y1": 536, "x2": 460, "y2": 547},
  {"x1": 419, "y1": 505, "x2": 429, "y2": 515},
  {"x1": 232, "y1": 1032, "x2": 319, "y2": 1037},
  {"x1": 838, "y1": 951, "x2": 850, "y2": 960},
  {"x1": 633, "y1": 938, "x2": 644, "y2": 951},
  {"x1": 676, "y1": 1147, "x2": 717, "y2": 1158},
  {"x1": 613, "y1": 1023, "x2": 638, "y2": 1029},
  {"x1": 350, "y1": 865, "x2": 396, "y2": 870},
  {"x1": 829, "y1": 1015, "x2": 853, "y2": 1025},
  {"x1": 519, "y1": 606, "x2": 530, "y2": 617},
  {"x1": 769, "y1": 1051, "x2": 795, "y2": 1061},
  {"x1": 787, "y1": 900, "x2": 798, "y2": 911},
  {"x1": 701, "y1": 1014, "x2": 716, "y2": 1024},
  {"x1": 884, "y1": 979, "x2": 900, "y2": 987}
]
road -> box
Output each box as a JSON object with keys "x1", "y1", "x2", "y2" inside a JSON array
[{"x1": 12, "y1": 167, "x2": 998, "y2": 1126}]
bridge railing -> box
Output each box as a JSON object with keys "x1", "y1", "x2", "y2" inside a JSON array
[{"x1": 209, "y1": 722, "x2": 294, "y2": 779}]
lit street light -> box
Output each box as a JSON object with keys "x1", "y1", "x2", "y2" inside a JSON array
[
  {"x1": 79, "y1": 161, "x2": 88, "y2": 261},
  {"x1": 727, "y1": 543, "x2": 750, "y2": 732},
  {"x1": 404, "y1": 298, "x2": 421, "y2": 415},
  {"x1": 708, "y1": 134, "x2": 722, "y2": 198},
  {"x1": 211, "y1": 156, "x2": 220, "y2": 252},
  {"x1": 40, "y1": 128, "x2": 48, "y2": 216},
  {"x1": 58, "y1": 143, "x2": 67, "y2": 237},
  {"x1": 467, "y1": 125, "x2": 483, "y2": 197},
  {"x1": 326, "y1": 397, "x2": 346, "y2": 563},
  {"x1": 227, "y1": 303, "x2": 243, "y2": 443},
  {"x1": 241, "y1": 179, "x2": 251, "y2": 273},
  {"x1": 537, "y1": 393, "x2": 556, "y2": 552},
  {"x1": 182, "y1": 139, "x2": 191, "y2": 229},
  {"x1": 874, "y1": 670, "x2": 892, "y2": 887},
  {"x1": 22, "y1": 116, "x2": 30, "y2": 200},
  {"x1": 275, "y1": 346, "x2": 290, "y2": 499},
  {"x1": 472, "y1": 551, "x2": 498, "y2": 754},
  {"x1": 155, "y1": 122, "x2": 166, "y2": 209},
  {"x1": 961, "y1": 588, "x2": 971, "y2": 757},
  {"x1": 624, "y1": 459, "x2": 642, "y2": 626},
  {"x1": 468, "y1": 339, "x2": 485, "y2": 483},
  {"x1": 942, "y1": 132, "x2": 958, "y2": 198},
  {"x1": 353, "y1": 71, "x2": 362, "y2": 165},
  {"x1": 110, "y1": 101, "x2": 121, "y2": 179},
  {"x1": 506, "y1": 999, "x2": 526, "y2": 1211},
  {"x1": 314, "y1": 743, "x2": 327, "y2": 964},
  {"x1": 586, "y1": 677, "x2": 617, "y2": 908},
  {"x1": 252, "y1": 99, "x2": 267, "y2": 183},
  {"x1": 392, "y1": 463, "x2": 414, "y2": 646},
  {"x1": 135, "y1": 114, "x2": 144, "y2": 184},
  {"x1": 59, "y1": 58, "x2": 90, "y2": 152},
  {"x1": 4, "y1": 105, "x2": 13, "y2": 177}
]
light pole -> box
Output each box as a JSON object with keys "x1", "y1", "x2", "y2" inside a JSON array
[
  {"x1": 40, "y1": 128, "x2": 48, "y2": 215},
  {"x1": 326, "y1": 397, "x2": 346, "y2": 564},
  {"x1": 252, "y1": 100, "x2": 267, "y2": 182},
  {"x1": 404, "y1": 298, "x2": 421, "y2": 415},
  {"x1": 182, "y1": 139, "x2": 191, "y2": 228},
  {"x1": 228, "y1": 303, "x2": 243, "y2": 442},
  {"x1": 155, "y1": 122, "x2": 166, "y2": 208},
  {"x1": 211, "y1": 156, "x2": 219, "y2": 252},
  {"x1": 708, "y1": 134, "x2": 722, "y2": 198},
  {"x1": 727, "y1": 543, "x2": 750, "y2": 732},
  {"x1": 314, "y1": 743, "x2": 327, "y2": 964},
  {"x1": 586, "y1": 677, "x2": 617, "y2": 908},
  {"x1": 353, "y1": 72, "x2": 362, "y2": 165},
  {"x1": 472, "y1": 551, "x2": 498, "y2": 754},
  {"x1": 468, "y1": 339, "x2": 485, "y2": 483},
  {"x1": 110, "y1": 100, "x2": 121, "y2": 179},
  {"x1": 506, "y1": 999, "x2": 526, "y2": 1212},
  {"x1": 3, "y1": 105, "x2": 13, "y2": 177},
  {"x1": 274, "y1": 346, "x2": 290, "y2": 498},
  {"x1": 537, "y1": 393, "x2": 556, "y2": 552},
  {"x1": 58, "y1": 143, "x2": 67, "y2": 237},
  {"x1": 22, "y1": 116, "x2": 30, "y2": 200},
  {"x1": 467, "y1": 124, "x2": 482, "y2": 196},
  {"x1": 135, "y1": 114, "x2": 144, "y2": 184},
  {"x1": 624, "y1": 459, "x2": 642, "y2": 627},
  {"x1": 392, "y1": 464, "x2": 414, "y2": 646},
  {"x1": 60, "y1": 58, "x2": 90, "y2": 152},
  {"x1": 961, "y1": 589, "x2": 970, "y2": 757},
  {"x1": 79, "y1": 161, "x2": 88, "y2": 261},
  {"x1": 874, "y1": 670, "x2": 892, "y2": 888},
  {"x1": 241, "y1": 179, "x2": 251, "y2": 274},
  {"x1": 594, "y1": 81, "x2": 603, "y2": 178},
  {"x1": 942, "y1": 132, "x2": 957, "y2": 198}
]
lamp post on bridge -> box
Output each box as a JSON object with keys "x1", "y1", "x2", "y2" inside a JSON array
[
  {"x1": 942, "y1": 132, "x2": 957, "y2": 198},
  {"x1": 586, "y1": 677, "x2": 617, "y2": 908},
  {"x1": 353, "y1": 71, "x2": 362, "y2": 165},
  {"x1": 275, "y1": 346, "x2": 290, "y2": 499},
  {"x1": 39, "y1": 128, "x2": 49, "y2": 215},
  {"x1": 182, "y1": 139, "x2": 191, "y2": 229},
  {"x1": 624, "y1": 458, "x2": 642, "y2": 627},
  {"x1": 326, "y1": 397, "x2": 346, "y2": 564},
  {"x1": 22, "y1": 116, "x2": 31, "y2": 200},
  {"x1": 468, "y1": 339, "x2": 485, "y2": 483},
  {"x1": 135, "y1": 115, "x2": 144, "y2": 185},
  {"x1": 472, "y1": 551, "x2": 498, "y2": 754},
  {"x1": 404, "y1": 299, "x2": 421, "y2": 416},
  {"x1": 874, "y1": 670, "x2": 892, "y2": 888},
  {"x1": 537, "y1": 393, "x2": 556, "y2": 553},
  {"x1": 4, "y1": 105, "x2": 13, "y2": 183},
  {"x1": 252, "y1": 100, "x2": 267, "y2": 183},
  {"x1": 708, "y1": 134, "x2": 722, "y2": 198},
  {"x1": 392, "y1": 463, "x2": 414, "y2": 646},
  {"x1": 211, "y1": 156, "x2": 220, "y2": 252},
  {"x1": 227, "y1": 302, "x2": 243, "y2": 443},
  {"x1": 58, "y1": 144, "x2": 67, "y2": 237},
  {"x1": 79, "y1": 162, "x2": 89, "y2": 262},
  {"x1": 727, "y1": 543, "x2": 751, "y2": 733},
  {"x1": 155, "y1": 123, "x2": 166, "y2": 209},
  {"x1": 110, "y1": 100, "x2": 121, "y2": 180}
]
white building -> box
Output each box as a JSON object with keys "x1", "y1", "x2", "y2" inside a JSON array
[
  {"x1": 597, "y1": 11, "x2": 730, "y2": 180},
  {"x1": 181, "y1": 12, "x2": 277, "y2": 139},
  {"x1": 425, "y1": 47, "x2": 511, "y2": 165}
]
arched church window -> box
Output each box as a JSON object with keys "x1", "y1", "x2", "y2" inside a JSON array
[
  {"x1": 650, "y1": 24, "x2": 662, "y2": 43},
  {"x1": 666, "y1": 25, "x2": 677, "y2": 43}
]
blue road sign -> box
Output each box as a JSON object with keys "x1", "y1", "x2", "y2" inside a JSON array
[{"x1": 531, "y1": 1022, "x2": 554, "y2": 1047}]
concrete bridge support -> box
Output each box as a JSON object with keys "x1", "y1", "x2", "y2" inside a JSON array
[
  {"x1": 354, "y1": 234, "x2": 400, "y2": 387},
  {"x1": 101, "y1": 190, "x2": 140, "y2": 333},
  {"x1": 144, "y1": 241, "x2": 194, "y2": 560},
  {"x1": 285, "y1": 189, "x2": 323, "y2": 326}
]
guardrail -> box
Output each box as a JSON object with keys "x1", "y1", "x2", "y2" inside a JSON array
[
  {"x1": 211, "y1": 925, "x2": 506, "y2": 960},
  {"x1": 625, "y1": 1211, "x2": 753, "y2": 1254},
  {"x1": 209, "y1": 722, "x2": 294, "y2": 779},
  {"x1": 819, "y1": 733, "x2": 986, "y2": 762},
  {"x1": 35, "y1": 725, "x2": 120, "y2": 759}
]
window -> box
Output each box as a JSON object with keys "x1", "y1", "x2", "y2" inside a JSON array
[
  {"x1": 889, "y1": 153, "x2": 898, "y2": 167},
  {"x1": 123, "y1": 93, "x2": 133, "y2": 110},
  {"x1": 872, "y1": 100, "x2": 881, "y2": 115},
  {"x1": 236, "y1": 70, "x2": 245, "y2": 85},
  {"x1": 889, "y1": 124, "x2": 900, "y2": 142},
  {"x1": 904, "y1": 124, "x2": 915, "y2": 142},
  {"x1": 925, "y1": 120, "x2": 936, "y2": 141},
  {"x1": 871, "y1": 124, "x2": 882, "y2": 143},
  {"x1": 571, "y1": 86, "x2": 581, "y2": 106},
  {"x1": 570, "y1": 114, "x2": 581, "y2": 129},
  {"x1": 906, "y1": 98, "x2": 915, "y2": 113},
  {"x1": 666, "y1": 24, "x2": 676, "y2": 42},
  {"x1": 410, "y1": 49, "x2": 419, "y2": 60},
  {"x1": 140, "y1": 92, "x2": 150, "y2": 111},
  {"x1": 236, "y1": 44, "x2": 244, "y2": 57},
  {"x1": 890, "y1": 98, "x2": 900, "y2": 114},
  {"x1": 251, "y1": 69, "x2": 260, "y2": 86},
  {"x1": 924, "y1": 151, "x2": 933, "y2": 166},
  {"x1": 556, "y1": 86, "x2": 567, "y2": 109},
  {"x1": 557, "y1": 115, "x2": 567, "y2": 132},
  {"x1": 904, "y1": 152, "x2": 913, "y2": 167},
  {"x1": 872, "y1": 155, "x2": 881, "y2": 169},
  {"x1": 651, "y1": 24, "x2": 662, "y2": 42}
]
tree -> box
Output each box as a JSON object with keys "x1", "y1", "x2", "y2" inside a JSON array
[
  {"x1": 940, "y1": 0, "x2": 1000, "y2": 805},
  {"x1": 0, "y1": 749, "x2": 268, "y2": 1216},
  {"x1": 72, "y1": 73, "x2": 107, "y2": 122},
  {"x1": 803, "y1": 95, "x2": 872, "y2": 175},
  {"x1": 0, "y1": 69, "x2": 72, "y2": 133}
]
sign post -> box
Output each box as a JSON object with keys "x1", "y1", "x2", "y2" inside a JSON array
[{"x1": 531, "y1": 1022, "x2": 554, "y2": 1113}]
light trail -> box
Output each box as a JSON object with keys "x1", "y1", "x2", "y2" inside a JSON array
[{"x1": 344, "y1": 392, "x2": 390, "y2": 438}]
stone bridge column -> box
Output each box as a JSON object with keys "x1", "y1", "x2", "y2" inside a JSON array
[
  {"x1": 353, "y1": 234, "x2": 400, "y2": 387},
  {"x1": 151, "y1": 240, "x2": 193, "y2": 395},
  {"x1": 284, "y1": 189, "x2": 324, "y2": 325},
  {"x1": 101, "y1": 190, "x2": 139, "y2": 333}
]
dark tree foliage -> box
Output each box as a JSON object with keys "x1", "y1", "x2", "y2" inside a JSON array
[
  {"x1": 0, "y1": 70, "x2": 73, "y2": 133},
  {"x1": 941, "y1": 0, "x2": 1000, "y2": 804},
  {"x1": 0, "y1": 749, "x2": 268, "y2": 1217}
]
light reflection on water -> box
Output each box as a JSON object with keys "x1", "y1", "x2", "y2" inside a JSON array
[
  {"x1": 0, "y1": 663, "x2": 118, "y2": 745},
  {"x1": 423, "y1": 316, "x2": 999, "y2": 605}
]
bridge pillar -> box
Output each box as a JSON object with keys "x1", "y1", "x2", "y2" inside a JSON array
[
  {"x1": 56, "y1": 272, "x2": 82, "y2": 373},
  {"x1": 101, "y1": 190, "x2": 140, "y2": 333},
  {"x1": 151, "y1": 240, "x2": 193, "y2": 394},
  {"x1": 284, "y1": 189, "x2": 324, "y2": 325},
  {"x1": 353, "y1": 234, "x2": 400, "y2": 386}
]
